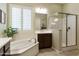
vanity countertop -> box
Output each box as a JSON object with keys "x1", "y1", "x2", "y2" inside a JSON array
[
  {"x1": 35, "y1": 29, "x2": 53, "y2": 34},
  {"x1": 0, "y1": 37, "x2": 12, "y2": 49}
]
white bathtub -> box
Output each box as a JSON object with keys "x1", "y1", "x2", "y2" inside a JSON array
[{"x1": 10, "y1": 38, "x2": 39, "y2": 56}]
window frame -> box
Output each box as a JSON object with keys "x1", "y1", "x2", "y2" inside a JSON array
[{"x1": 11, "y1": 6, "x2": 32, "y2": 31}]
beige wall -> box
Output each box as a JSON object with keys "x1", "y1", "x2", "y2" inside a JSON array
[
  {"x1": 62, "y1": 3, "x2": 79, "y2": 48},
  {"x1": 0, "y1": 3, "x2": 7, "y2": 37},
  {"x1": 7, "y1": 3, "x2": 62, "y2": 41}
]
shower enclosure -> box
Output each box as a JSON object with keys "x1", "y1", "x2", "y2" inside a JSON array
[
  {"x1": 50, "y1": 12, "x2": 77, "y2": 51},
  {"x1": 60, "y1": 12, "x2": 77, "y2": 48}
]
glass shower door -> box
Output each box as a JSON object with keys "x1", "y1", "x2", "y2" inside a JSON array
[
  {"x1": 67, "y1": 15, "x2": 77, "y2": 46},
  {"x1": 62, "y1": 14, "x2": 77, "y2": 47}
]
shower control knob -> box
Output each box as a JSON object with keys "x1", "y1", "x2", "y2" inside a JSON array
[
  {"x1": 68, "y1": 27, "x2": 70, "y2": 29},
  {"x1": 67, "y1": 27, "x2": 70, "y2": 32}
]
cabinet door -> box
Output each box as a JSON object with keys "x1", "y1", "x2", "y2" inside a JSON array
[
  {"x1": 4, "y1": 41, "x2": 10, "y2": 52},
  {"x1": 4, "y1": 41, "x2": 10, "y2": 56},
  {"x1": 0, "y1": 47, "x2": 3, "y2": 56},
  {"x1": 5, "y1": 48, "x2": 10, "y2": 56},
  {"x1": 38, "y1": 33, "x2": 52, "y2": 49},
  {"x1": 38, "y1": 34, "x2": 45, "y2": 49},
  {"x1": 44, "y1": 34, "x2": 52, "y2": 48}
]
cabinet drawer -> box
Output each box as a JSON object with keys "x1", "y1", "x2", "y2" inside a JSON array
[
  {"x1": 43, "y1": 33, "x2": 52, "y2": 36},
  {"x1": 44, "y1": 36, "x2": 52, "y2": 39}
]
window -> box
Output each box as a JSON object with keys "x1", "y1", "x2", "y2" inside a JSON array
[
  {"x1": 23, "y1": 9, "x2": 31, "y2": 30},
  {"x1": 12, "y1": 8, "x2": 21, "y2": 29},
  {"x1": 12, "y1": 7, "x2": 32, "y2": 30}
]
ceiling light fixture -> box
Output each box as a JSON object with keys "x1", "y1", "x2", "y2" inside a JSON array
[{"x1": 35, "y1": 7, "x2": 48, "y2": 14}]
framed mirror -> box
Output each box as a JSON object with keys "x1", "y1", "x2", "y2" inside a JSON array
[
  {"x1": 35, "y1": 13, "x2": 47, "y2": 30},
  {"x1": 0, "y1": 9, "x2": 6, "y2": 24}
]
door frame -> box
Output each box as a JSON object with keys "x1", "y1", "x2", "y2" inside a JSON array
[{"x1": 66, "y1": 14, "x2": 77, "y2": 47}]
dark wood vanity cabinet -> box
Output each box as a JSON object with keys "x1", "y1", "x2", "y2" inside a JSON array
[
  {"x1": 4, "y1": 41, "x2": 10, "y2": 56},
  {"x1": 38, "y1": 33, "x2": 52, "y2": 49},
  {"x1": 0, "y1": 47, "x2": 4, "y2": 56},
  {"x1": 0, "y1": 41, "x2": 10, "y2": 56}
]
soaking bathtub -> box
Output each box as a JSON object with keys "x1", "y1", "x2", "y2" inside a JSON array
[{"x1": 10, "y1": 38, "x2": 39, "y2": 56}]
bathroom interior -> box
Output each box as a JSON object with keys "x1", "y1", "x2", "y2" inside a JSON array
[{"x1": 0, "y1": 3, "x2": 79, "y2": 56}]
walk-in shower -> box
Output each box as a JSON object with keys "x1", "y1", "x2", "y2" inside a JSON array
[
  {"x1": 58, "y1": 12, "x2": 77, "y2": 48},
  {"x1": 50, "y1": 12, "x2": 77, "y2": 51}
]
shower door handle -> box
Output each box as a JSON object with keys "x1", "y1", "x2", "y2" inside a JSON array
[{"x1": 67, "y1": 27, "x2": 70, "y2": 32}]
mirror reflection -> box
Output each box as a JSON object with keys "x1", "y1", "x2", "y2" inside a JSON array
[
  {"x1": 35, "y1": 13, "x2": 47, "y2": 30},
  {"x1": 0, "y1": 9, "x2": 5, "y2": 24}
]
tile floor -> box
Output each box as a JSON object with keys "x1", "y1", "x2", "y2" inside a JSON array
[
  {"x1": 62, "y1": 49, "x2": 79, "y2": 56},
  {"x1": 14, "y1": 48, "x2": 79, "y2": 56},
  {"x1": 37, "y1": 48, "x2": 63, "y2": 56},
  {"x1": 37, "y1": 48, "x2": 79, "y2": 56}
]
